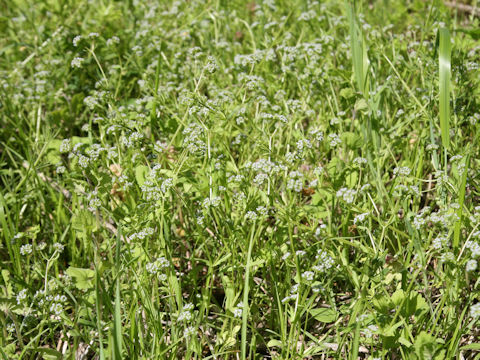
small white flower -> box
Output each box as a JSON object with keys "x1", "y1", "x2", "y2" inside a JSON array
[
  {"x1": 183, "y1": 326, "x2": 196, "y2": 338},
  {"x1": 353, "y1": 212, "x2": 369, "y2": 225},
  {"x1": 71, "y1": 57, "x2": 84, "y2": 68},
  {"x1": 20, "y1": 244, "x2": 33, "y2": 255},
  {"x1": 73, "y1": 35, "x2": 82, "y2": 47},
  {"x1": 302, "y1": 271, "x2": 314, "y2": 281},
  {"x1": 60, "y1": 139, "x2": 71, "y2": 153},
  {"x1": 56, "y1": 165, "x2": 66, "y2": 174},
  {"x1": 470, "y1": 303, "x2": 480, "y2": 318},
  {"x1": 16, "y1": 289, "x2": 27, "y2": 304},
  {"x1": 245, "y1": 211, "x2": 257, "y2": 222},
  {"x1": 393, "y1": 166, "x2": 411, "y2": 176},
  {"x1": 53, "y1": 243, "x2": 64, "y2": 253},
  {"x1": 466, "y1": 259, "x2": 477, "y2": 272}
]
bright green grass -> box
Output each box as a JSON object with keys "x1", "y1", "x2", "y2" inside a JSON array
[{"x1": 1, "y1": 0, "x2": 480, "y2": 359}]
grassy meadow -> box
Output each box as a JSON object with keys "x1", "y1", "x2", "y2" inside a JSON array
[{"x1": 1, "y1": 0, "x2": 480, "y2": 358}]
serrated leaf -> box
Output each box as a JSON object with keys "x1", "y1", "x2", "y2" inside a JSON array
[
  {"x1": 65, "y1": 267, "x2": 95, "y2": 290},
  {"x1": 414, "y1": 331, "x2": 439, "y2": 360}
]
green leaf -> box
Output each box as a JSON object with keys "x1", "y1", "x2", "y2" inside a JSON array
[
  {"x1": 65, "y1": 267, "x2": 95, "y2": 290},
  {"x1": 461, "y1": 343, "x2": 480, "y2": 351},
  {"x1": 45, "y1": 139, "x2": 62, "y2": 164},
  {"x1": 456, "y1": 28, "x2": 480, "y2": 40},
  {"x1": 310, "y1": 307, "x2": 337, "y2": 323},
  {"x1": 135, "y1": 165, "x2": 149, "y2": 186},
  {"x1": 354, "y1": 98, "x2": 369, "y2": 113},
  {"x1": 113, "y1": 228, "x2": 123, "y2": 359},
  {"x1": 398, "y1": 336, "x2": 413, "y2": 347},
  {"x1": 439, "y1": 28, "x2": 451, "y2": 151},
  {"x1": 342, "y1": 132, "x2": 362, "y2": 149},
  {"x1": 267, "y1": 339, "x2": 283, "y2": 348},
  {"x1": 372, "y1": 294, "x2": 392, "y2": 314},
  {"x1": 414, "y1": 331, "x2": 439, "y2": 360},
  {"x1": 391, "y1": 289, "x2": 405, "y2": 306},
  {"x1": 340, "y1": 87, "x2": 355, "y2": 99},
  {"x1": 381, "y1": 321, "x2": 402, "y2": 337},
  {"x1": 346, "y1": 1, "x2": 369, "y2": 97},
  {"x1": 72, "y1": 209, "x2": 98, "y2": 239}
]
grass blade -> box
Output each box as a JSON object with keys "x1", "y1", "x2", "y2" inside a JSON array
[
  {"x1": 346, "y1": 0, "x2": 368, "y2": 97},
  {"x1": 241, "y1": 226, "x2": 258, "y2": 360},
  {"x1": 113, "y1": 227, "x2": 123, "y2": 359},
  {"x1": 439, "y1": 28, "x2": 451, "y2": 152}
]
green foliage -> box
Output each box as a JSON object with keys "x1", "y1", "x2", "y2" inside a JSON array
[{"x1": 1, "y1": 0, "x2": 480, "y2": 359}]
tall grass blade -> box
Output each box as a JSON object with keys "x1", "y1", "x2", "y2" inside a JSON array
[
  {"x1": 113, "y1": 227, "x2": 123, "y2": 359},
  {"x1": 241, "y1": 226, "x2": 257, "y2": 360},
  {"x1": 439, "y1": 28, "x2": 451, "y2": 152},
  {"x1": 346, "y1": 0, "x2": 368, "y2": 97}
]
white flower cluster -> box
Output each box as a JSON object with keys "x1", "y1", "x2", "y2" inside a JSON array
[
  {"x1": 281, "y1": 284, "x2": 299, "y2": 303},
  {"x1": 203, "y1": 196, "x2": 221, "y2": 209},
  {"x1": 245, "y1": 158, "x2": 286, "y2": 175},
  {"x1": 287, "y1": 171, "x2": 304, "y2": 192},
  {"x1": 353, "y1": 212, "x2": 369, "y2": 225},
  {"x1": 233, "y1": 301, "x2": 243, "y2": 318},
  {"x1": 182, "y1": 123, "x2": 206, "y2": 154},
  {"x1": 471, "y1": 303, "x2": 480, "y2": 319},
  {"x1": 178, "y1": 303, "x2": 194, "y2": 321},
  {"x1": 432, "y1": 234, "x2": 449, "y2": 250},
  {"x1": 393, "y1": 166, "x2": 411, "y2": 176},
  {"x1": 312, "y1": 250, "x2": 334, "y2": 272},
  {"x1": 336, "y1": 187, "x2": 357, "y2": 204},
  {"x1": 146, "y1": 257, "x2": 170, "y2": 280},
  {"x1": 16, "y1": 289, "x2": 28, "y2": 304},
  {"x1": 20, "y1": 244, "x2": 33, "y2": 255},
  {"x1": 129, "y1": 227, "x2": 154, "y2": 241}
]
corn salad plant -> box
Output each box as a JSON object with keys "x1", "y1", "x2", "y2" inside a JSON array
[{"x1": 1, "y1": 0, "x2": 480, "y2": 359}]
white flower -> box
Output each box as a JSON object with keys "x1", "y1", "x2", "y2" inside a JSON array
[
  {"x1": 245, "y1": 211, "x2": 257, "y2": 221},
  {"x1": 20, "y1": 244, "x2": 33, "y2": 255},
  {"x1": 73, "y1": 35, "x2": 82, "y2": 47},
  {"x1": 60, "y1": 139, "x2": 71, "y2": 153},
  {"x1": 393, "y1": 166, "x2": 411, "y2": 176},
  {"x1": 56, "y1": 165, "x2": 66, "y2": 174},
  {"x1": 183, "y1": 326, "x2": 196, "y2": 338},
  {"x1": 466, "y1": 259, "x2": 477, "y2": 272},
  {"x1": 353, "y1": 157, "x2": 367, "y2": 166},
  {"x1": 53, "y1": 243, "x2": 64, "y2": 252},
  {"x1": 470, "y1": 303, "x2": 480, "y2": 318},
  {"x1": 71, "y1": 57, "x2": 84, "y2": 68},
  {"x1": 353, "y1": 212, "x2": 369, "y2": 225},
  {"x1": 16, "y1": 289, "x2": 27, "y2": 304},
  {"x1": 302, "y1": 271, "x2": 314, "y2": 281}
]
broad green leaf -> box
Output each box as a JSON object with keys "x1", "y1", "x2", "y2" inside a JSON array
[
  {"x1": 72, "y1": 209, "x2": 98, "y2": 239},
  {"x1": 65, "y1": 267, "x2": 95, "y2": 290},
  {"x1": 414, "y1": 331, "x2": 439, "y2": 360},
  {"x1": 310, "y1": 307, "x2": 337, "y2": 323},
  {"x1": 267, "y1": 339, "x2": 283, "y2": 348},
  {"x1": 135, "y1": 165, "x2": 149, "y2": 186}
]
